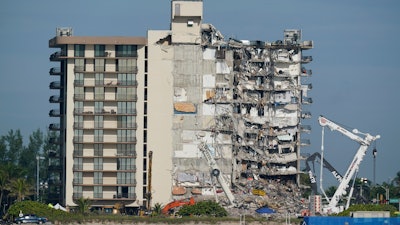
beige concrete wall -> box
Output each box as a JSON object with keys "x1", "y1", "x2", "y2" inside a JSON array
[{"x1": 147, "y1": 30, "x2": 174, "y2": 206}]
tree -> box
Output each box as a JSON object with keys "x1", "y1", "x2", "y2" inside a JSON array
[
  {"x1": 75, "y1": 197, "x2": 91, "y2": 214},
  {"x1": 152, "y1": 203, "x2": 163, "y2": 216},
  {"x1": 8, "y1": 178, "x2": 34, "y2": 202}
]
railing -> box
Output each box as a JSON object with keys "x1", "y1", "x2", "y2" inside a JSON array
[
  {"x1": 49, "y1": 109, "x2": 61, "y2": 117},
  {"x1": 49, "y1": 67, "x2": 62, "y2": 75},
  {"x1": 49, "y1": 81, "x2": 61, "y2": 89}
]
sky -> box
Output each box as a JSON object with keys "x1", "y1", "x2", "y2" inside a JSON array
[{"x1": 0, "y1": 0, "x2": 399, "y2": 187}]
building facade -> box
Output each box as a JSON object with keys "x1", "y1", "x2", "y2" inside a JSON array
[{"x1": 48, "y1": 0, "x2": 313, "y2": 212}]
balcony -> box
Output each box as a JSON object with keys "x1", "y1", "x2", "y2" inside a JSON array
[
  {"x1": 300, "y1": 139, "x2": 311, "y2": 146},
  {"x1": 116, "y1": 66, "x2": 138, "y2": 73},
  {"x1": 49, "y1": 81, "x2": 61, "y2": 89},
  {"x1": 301, "y1": 56, "x2": 313, "y2": 63},
  {"x1": 49, "y1": 67, "x2": 62, "y2": 75},
  {"x1": 49, "y1": 51, "x2": 66, "y2": 61},
  {"x1": 301, "y1": 111, "x2": 312, "y2": 119},
  {"x1": 302, "y1": 97, "x2": 313, "y2": 104},
  {"x1": 49, "y1": 109, "x2": 61, "y2": 117},
  {"x1": 301, "y1": 67, "x2": 312, "y2": 77},
  {"x1": 300, "y1": 125, "x2": 312, "y2": 133},
  {"x1": 49, "y1": 95, "x2": 62, "y2": 103},
  {"x1": 49, "y1": 123, "x2": 61, "y2": 130},
  {"x1": 114, "y1": 193, "x2": 136, "y2": 200},
  {"x1": 49, "y1": 137, "x2": 61, "y2": 144},
  {"x1": 48, "y1": 165, "x2": 62, "y2": 171}
]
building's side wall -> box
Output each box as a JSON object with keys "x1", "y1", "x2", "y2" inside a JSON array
[{"x1": 147, "y1": 30, "x2": 174, "y2": 205}]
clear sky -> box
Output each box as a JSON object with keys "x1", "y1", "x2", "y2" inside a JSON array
[{"x1": 0, "y1": 0, "x2": 399, "y2": 186}]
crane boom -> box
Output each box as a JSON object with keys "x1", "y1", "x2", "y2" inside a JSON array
[
  {"x1": 318, "y1": 115, "x2": 380, "y2": 214},
  {"x1": 198, "y1": 142, "x2": 236, "y2": 207}
]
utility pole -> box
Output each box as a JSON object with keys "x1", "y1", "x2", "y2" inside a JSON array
[{"x1": 372, "y1": 148, "x2": 377, "y2": 186}]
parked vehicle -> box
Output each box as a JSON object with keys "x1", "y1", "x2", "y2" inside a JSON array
[{"x1": 14, "y1": 214, "x2": 47, "y2": 224}]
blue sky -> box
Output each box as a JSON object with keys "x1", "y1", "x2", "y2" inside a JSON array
[{"x1": 0, "y1": 0, "x2": 399, "y2": 186}]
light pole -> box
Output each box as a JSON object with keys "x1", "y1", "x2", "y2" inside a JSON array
[{"x1": 36, "y1": 155, "x2": 45, "y2": 201}]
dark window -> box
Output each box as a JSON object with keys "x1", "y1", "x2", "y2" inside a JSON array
[
  {"x1": 74, "y1": 44, "x2": 85, "y2": 57},
  {"x1": 143, "y1": 144, "x2": 147, "y2": 157},
  {"x1": 94, "y1": 45, "x2": 106, "y2": 57},
  {"x1": 144, "y1": 116, "x2": 147, "y2": 129},
  {"x1": 116, "y1": 45, "x2": 137, "y2": 57}
]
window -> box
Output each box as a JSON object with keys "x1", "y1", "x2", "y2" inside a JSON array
[
  {"x1": 74, "y1": 129, "x2": 83, "y2": 142},
  {"x1": 94, "y1": 101, "x2": 103, "y2": 113},
  {"x1": 117, "y1": 144, "x2": 135, "y2": 156},
  {"x1": 116, "y1": 45, "x2": 137, "y2": 57},
  {"x1": 94, "y1": 130, "x2": 103, "y2": 142},
  {"x1": 74, "y1": 158, "x2": 83, "y2": 170},
  {"x1": 94, "y1": 45, "x2": 105, "y2": 57},
  {"x1": 117, "y1": 129, "x2": 136, "y2": 142},
  {"x1": 94, "y1": 116, "x2": 103, "y2": 128},
  {"x1": 94, "y1": 158, "x2": 103, "y2": 170},
  {"x1": 94, "y1": 172, "x2": 103, "y2": 184},
  {"x1": 74, "y1": 144, "x2": 83, "y2": 157},
  {"x1": 94, "y1": 186, "x2": 103, "y2": 198},
  {"x1": 118, "y1": 73, "x2": 136, "y2": 86},
  {"x1": 117, "y1": 116, "x2": 136, "y2": 128},
  {"x1": 94, "y1": 87, "x2": 104, "y2": 100},
  {"x1": 74, "y1": 86, "x2": 84, "y2": 101},
  {"x1": 74, "y1": 115, "x2": 83, "y2": 129},
  {"x1": 94, "y1": 144, "x2": 103, "y2": 156},
  {"x1": 117, "y1": 59, "x2": 137, "y2": 72},
  {"x1": 95, "y1": 59, "x2": 105, "y2": 72},
  {"x1": 74, "y1": 101, "x2": 84, "y2": 114},
  {"x1": 75, "y1": 73, "x2": 84, "y2": 86},
  {"x1": 74, "y1": 59, "x2": 85, "y2": 71},
  {"x1": 117, "y1": 87, "x2": 134, "y2": 100},
  {"x1": 74, "y1": 44, "x2": 85, "y2": 57},
  {"x1": 118, "y1": 102, "x2": 135, "y2": 114}
]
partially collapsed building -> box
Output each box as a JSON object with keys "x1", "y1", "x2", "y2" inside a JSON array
[{"x1": 48, "y1": 0, "x2": 313, "y2": 214}]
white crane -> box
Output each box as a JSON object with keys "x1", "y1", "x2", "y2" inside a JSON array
[
  {"x1": 198, "y1": 142, "x2": 236, "y2": 207},
  {"x1": 318, "y1": 115, "x2": 380, "y2": 214}
]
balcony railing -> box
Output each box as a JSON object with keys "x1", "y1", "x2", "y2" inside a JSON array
[
  {"x1": 302, "y1": 97, "x2": 313, "y2": 104},
  {"x1": 49, "y1": 95, "x2": 62, "y2": 103},
  {"x1": 49, "y1": 123, "x2": 61, "y2": 130},
  {"x1": 301, "y1": 111, "x2": 312, "y2": 119},
  {"x1": 49, "y1": 109, "x2": 61, "y2": 117},
  {"x1": 49, "y1": 81, "x2": 61, "y2": 89},
  {"x1": 301, "y1": 56, "x2": 313, "y2": 63},
  {"x1": 300, "y1": 125, "x2": 312, "y2": 133},
  {"x1": 49, "y1": 67, "x2": 62, "y2": 75},
  {"x1": 301, "y1": 67, "x2": 312, "y2": 76},
  {"x1": 116, "y1": 66, "x2": 138, "y2": 73},
  {"x1": 49, "y1": 51, "x2": 67, "y2": 61}
]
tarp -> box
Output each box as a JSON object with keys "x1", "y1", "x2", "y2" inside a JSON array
[
  {"x1": 54, "y1": 203, "x2": 67, "y2": 212},
  {"x1": 256, "y1": 207, "x2": 275, "y2": 214}
]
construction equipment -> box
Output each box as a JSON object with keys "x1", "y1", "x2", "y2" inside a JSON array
[
  {"x1": 304, "y1": 152, "x2": 368, "y2": 205},
  {"x1": 304, "y1": 152, "x2": 343, "y2": 195},
  {"x1": 161, "y1": 197, "x2": 195, "y2": 215},
  {"x1": 318, "y1": 115, "x2": 380, "y2": 214},
  {"x1": 198, "y1": 142, "x2": 237, "y2": 207}
]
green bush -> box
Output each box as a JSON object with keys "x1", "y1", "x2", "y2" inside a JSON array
[
  {"x1": 177, "y1": 200, "x2": 228, "y2": 217},
  {"x1": 337, "y1": 204, "x2": 398, "y2": 217},
  {"x1": 7, "y1": 201, "x2": 69, "y2": 221}
]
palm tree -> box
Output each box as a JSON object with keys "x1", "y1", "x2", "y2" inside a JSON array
[
  {"x1": 152, "y1": 203, "x2": 163, "y2": 216},
  {"x1": 75, "y1": 197, "x2": 91, "y2": 214},
  {"x1": 7, "y1": 178, "x2": 33, "y2": 202}
]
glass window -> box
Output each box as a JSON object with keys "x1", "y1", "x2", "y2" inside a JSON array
[
  {"x1": 117, "y1": 59, "x2": 137, "y2": 72},
  {"x1": 74, "y1": 44, "x2": 85, "y2": 57},
  {"x1": 75, "y1": 73, "x2": 84, "y2": 86},
  {"x1": 94, "y1": 45, "x2": 105, "y2": 57},
  {"x1": 94, "y1": 102, "x2": 103, "y2": 113},
  {"x1": 94, "y1": 158, "x2": 103, "y2": 170},
  {"x1": 95, "y1": 116, "x2": 103, "y2": 128},
  {"x1": 94, "y1": 130, "x2": 103, "y2": 142},
  {"x1": 94, "y1": 186, "x2": 103, "y2": 198},
  {"x1": 94, "y1": 144, "x2": 103, "y2": 156},
  {"x1": 74, "y1": 59, "x2": 85, "y2": 71},
  {"x1": 94, "y1": 87, "x2": 104, "y2": 100},
  {"x1": 95, "y1": 59, "x2": 105, "y2": 72},
  {"x1": 115, "y1": 45, "x2": 137, "y2": 57}
]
